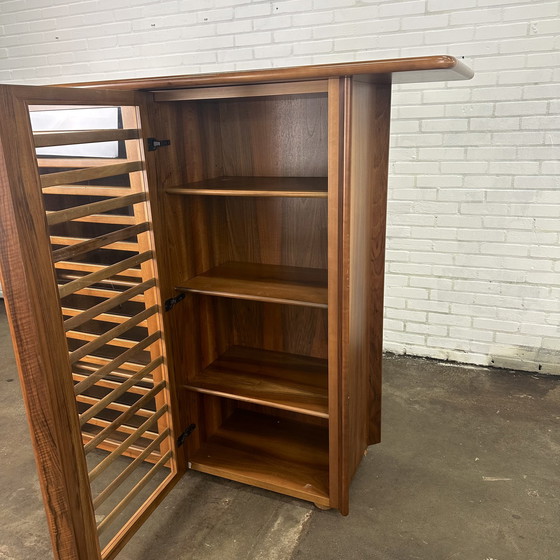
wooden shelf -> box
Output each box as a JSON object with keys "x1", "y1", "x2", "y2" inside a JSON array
[
  {"x1": 185, "y1": 346, "x2": 328, "y2": 418},
  {"x1": 177, "y1": 262, "x2": 328, "y2": 308},
  {"x1": 165, "y1": 176, "x2": 327, "y2": 198},
  {"x1": 189, "y1": 409, "x2": 330, "y2": 506}
]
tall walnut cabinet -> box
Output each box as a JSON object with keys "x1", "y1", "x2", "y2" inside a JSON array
[{"x1": 0, "y1": 56, "x2": 472, "y2": 559}]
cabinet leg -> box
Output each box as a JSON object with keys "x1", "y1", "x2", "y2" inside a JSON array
[{"x1": 314, "y1": 502, "x2": 331, "y2": 511}]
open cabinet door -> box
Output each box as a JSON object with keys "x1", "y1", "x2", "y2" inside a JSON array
[{"x1": 0, "y1": 84, "x2": 183, "y2": 560}]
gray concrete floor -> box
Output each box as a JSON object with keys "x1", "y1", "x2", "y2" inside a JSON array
[{"x1": 1, "y1": 299, "x2": 559, "y2": 560}]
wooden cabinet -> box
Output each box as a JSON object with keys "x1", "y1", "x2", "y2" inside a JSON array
[{"x1": 0, "y1": 56, "x2": 472, "y2": 559}]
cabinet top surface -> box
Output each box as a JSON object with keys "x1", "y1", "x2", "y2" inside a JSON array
[{"x1": 65, "y1": 55, "x2": 473, "y2": 91}]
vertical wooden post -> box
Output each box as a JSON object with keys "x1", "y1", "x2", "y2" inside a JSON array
[{"x1": 327, "y1": 76, "x2": 346, "y2": 512}]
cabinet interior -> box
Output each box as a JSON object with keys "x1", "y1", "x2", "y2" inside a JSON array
[{"x1": 148, "y1": 90, "x2": 333, "y2": 504}]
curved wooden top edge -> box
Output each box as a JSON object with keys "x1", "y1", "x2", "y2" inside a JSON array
[{"x1": 65, "y1": 55, "x2": 473, "y2": 91}]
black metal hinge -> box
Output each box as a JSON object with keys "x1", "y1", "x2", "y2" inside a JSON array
[
  {"x1": 177, "y1": 424, "x2": 196, "y2": 447},
  {"x1": 147, "y1": 137, "x2": 171, "y2": 151},
  {"x1": 164, "y1": 292, "x2": 185, "y2": 312}
]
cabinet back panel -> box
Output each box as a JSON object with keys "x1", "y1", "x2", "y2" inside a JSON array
[
  {"x1": 230, "y1": 300, "x2": 328, "y2": 360},
  {"x1": 180, "y1": 296, "x2": 328, "y2": 381},
  {"x1": 218, "y1": 94, "x2": 328, "y2": 177},
  {"x1": 180, "y1": 94, "x2": 328, "y2": 180},
  {"x1": 235, "y1": 402, "x2": 328, "y2": 428},
  {"x1": 175, "y1": 196, "x2": 328, "y2": 272}
]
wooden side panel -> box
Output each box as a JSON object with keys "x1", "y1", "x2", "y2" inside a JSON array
[
  {"x1": 0, "y1": 85, "x2": 101, "y2": 560},
  {"x1": 339, "y1": 79, "x2": 391, "y2": 512},
  {"x1": 140, "y1": 98, "x2": 213, "y2": 460}
]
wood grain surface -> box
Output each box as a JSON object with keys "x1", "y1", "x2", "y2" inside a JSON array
[
  {"x1": 185, "y1": 345, "x2": 328, "y2": 417},
  {"x1": 34, "y1": 128, "x2": 139, "y2": 148},
  {"x1": 154, "y1": 80, "x2": 328, "y2": 101},
  {"x1": 189, "y1": 408, "x2": 330, "y2": 506},
  {"x1": 177, "y1": 261, "x2": 328, "y2": 307},
  {"x1": 0, "y1": 84, "x2": 103, "y2": 560},
  {"x1": 67, "y1": 55, "x2": 473, "y2": 90},
  {"x1": 166, "y1": 176, "x2": 328, "y2": 197}
]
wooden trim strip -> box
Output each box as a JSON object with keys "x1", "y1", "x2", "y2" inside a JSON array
[
  {"x1": 34, "y1": 128, "x2": 140, "y2": 148},
  {"x1": 58, "y1": 251, "x2": 152, "y2": 299},
  {"x1": 74, "y1": 355, "x2": 144, "y2": 374},
  {"x1": 100, "y1": 472, "x2": 178, "y2": 560},
  {"x1": 56, "y1": 261, "x2": 143, "y2": 277},
  {"x1": 96, "y1": 449, "x2": 173, "y2": 535},
  {"x1": 73, "y1": 374, "x2": 149, "y2": 397},
  {"x1": 93, "y1": 429, "x2": 170, "y2": 509},
  {"x1": 53, "y1": 237, "x2": 138, "y2": 254},
  {"x1": 82, "y1": 434, "x2": 161, "y2": 466},
  {"x1": 44, "y1": 186, "x2": 133, "y2": 196},
  {"x1": 67, "y1": 55, "x2": 471, "y2": 90},
  {"x1": 84, "y1": 381, "x2": 165, "y2": 454},
  {"x1": 46, "y1": 191, "x2": 146, "y2": 226},
  {"x1": 40, "y1": 160, "x2": 144, "y2": 188},
  {"x1": 52, "y1": 222, "x2": 149, "y2": 263},
  {"x1": 38, "y1": 158, "x2": 129, "y2": 169},
  {"x1": 79, "y1": 357, "x2": 163, "y2": 426},
  {"x1": 154, "y1": 80, "x2": 328, "y2": 102},
  {"x1": 77, "y1": 394, "x2": 152, "y2": 418},
  {"x1": 73, "y1": 331, "x2": 161, "y2": 395},
  {"x1": 62, "y1": 276, "x2": 139, "y2": 291},
  {"x1": 85, "y1": 417, "x2": 158, "y2": 441},
  {"x1": 64, "y1": 279, "x2": 155, "y2": 331},
  {"x1": 69, "y1": 305, "x2": 158, "y2": 364},
  {"x1": 67, "y1": 331, "x2": 138, "y2": 350},
  {"x1": 64, "y1": 309, "x2": 146, "y2": 327},
  {"x1": 18, "y1": 83, "x2": 137, "y2": 103},
  {"x1": 72, "y1": 285, "x2": 145, "y2": 302},
  {"x1": 73, "y1": 214, "x2": 136, "y2": 225},
  {"x1": 88, "y1": 405, "x2": 168, "y2": 482}
]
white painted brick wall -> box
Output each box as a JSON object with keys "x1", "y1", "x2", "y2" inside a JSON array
[{"x1": 0, "y1": 0, "x2": 558, "y2": 374}]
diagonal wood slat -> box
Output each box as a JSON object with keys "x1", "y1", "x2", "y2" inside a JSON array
[
  {"x1": 79, "y1": 357, "x2": 163, "y2": 426},
  {"x1": 47, "y1": 191, "x2": 146, "y2": 226},
  {"x1": 58, "y1": 251, "x2": 152, "y2": 299},
  {"x1": 73, "y1": 214, "x2": 136, "y2": 225},
  {"x1": 74, "y1": 355, "x2": 144, "y2": 375},
  {"x1": 69, "y1": 305, "x2": 158, "y2": 364},
  {"x1": 56, "y1": 261, "x2": 143, "y2": 277},
  {"x1": 72, "y1": 373, "x2": 150, "y2": 396},
  {"x1": 52, "y1": 222, "x2": 149, "y2": 263},
  {"x1": 89, "y1": 406, "x2": 168, "y2": 482},
  {"x1": 63, "y1": 279, "x2": 156, "y2": 332},
  {"x1": 77, "y1": 394, "x2": 152, "y2": 418},
  {"x1": 40, "y1": 160, "x2": 144, "y2": 188},
  {"x1": 34, "y1": 128, "x2": 140, "y2": 148},
  {"x1": 72, "y1": 285, "x2": 146, "y2": 302},
  {"x1": 73, "y1": 331, "x2": 161, "y2": 396},
  {"x1": 84, "y1": 381, "x2": 165, "y2": 454},
  {"x1": 93, "y1": 429, "x2": 170, "y2": 510},
  {"x1": 84, "y1": 417, "x2": 158, "y2": 441},
  {"x1": 52, "y1": 235, "x2": 138, "y2": 254},
  {"x1": 67, "y1": 332, "x2": 139, "y2": 350},
  {"x1": 44, "y1": 186, "x2": 133, "y2": 196},
  {"x1": 96, "y1": 450, "x2": 173, "y2": 534},
  {"x1": 63, "y1": 309, "x2": 145, "y2": 327},
  {"x1": 38, "y1": 158, "x2": 129, "y2": 169}
]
